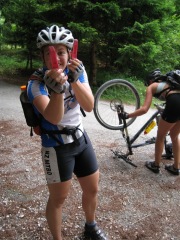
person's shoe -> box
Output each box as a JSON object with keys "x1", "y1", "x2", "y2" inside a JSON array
[
  {"x1": 84, "y1": 223, "x2": 108, "y2": 240},
  {"x1": 145, "y1": 161, "x2": 160, "y2": 173},
  {"x1": 165, "y1": 164, "x2": 180, "y2": 175}
]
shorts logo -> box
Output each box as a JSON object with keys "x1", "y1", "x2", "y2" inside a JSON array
[{"x1": 44, "y1": 150, "x2": 52, "y2": 175}]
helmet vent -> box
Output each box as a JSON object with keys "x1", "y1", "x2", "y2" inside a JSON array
[
  {"x1": 52, "y1": 33, "x2": 56, "y2": 40},
  {"x1": 42, "y1": 33, "x2": 49, "y2": 41},
  {"x1": 60, "y1": 34, "x2": 66, "y2": 40},
  {"x1": 37, "y1": 25, "x2": 74, "y2": 49}
]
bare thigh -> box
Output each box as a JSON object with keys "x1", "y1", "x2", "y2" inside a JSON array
[
  {"x1": 169, "y1": 121, "x2": 180, "y2": 140},
  {"x1": 157, "y1": 118, "x2": 177, "y2": 139}
]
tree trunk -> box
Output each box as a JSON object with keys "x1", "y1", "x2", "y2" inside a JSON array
[
  {"x1": 26, "y1": 57, "x2": 29, "y2": 70},
  {"x1": 89, "y1": 42, "x2": 97, "y2": 86},
  {"x1": 30, "y1": 53, "x2": 33, "y2": 70},
  {"x1": 26, "y1": 50, "x2": 33, "y2": 70}
]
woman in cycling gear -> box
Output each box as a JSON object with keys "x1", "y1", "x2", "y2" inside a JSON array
[
  {"x1": 27, "y1": 25, "x2": 108, "y2": 240},
  {"x1": 121, "y1": 69, "x2": 180, "y2": 175}
]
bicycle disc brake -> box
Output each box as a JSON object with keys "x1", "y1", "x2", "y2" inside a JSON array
[{"x1": 110, "y1": 99, "x2": 123, "y2": 111}]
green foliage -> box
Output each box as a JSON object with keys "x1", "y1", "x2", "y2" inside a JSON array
[
  {"x1": 1, "y1": 0, "x2": 50, "y2": 70},
  {"x1": 113, "y1": 0, "x2": 180, "y2": 78},
  {"x1": 0, "y1": 49, "x2": 41, "y2": 75},
  {"x1": 0, "y1": 0, "x2": 179, "y2": 85},
  {"x1": 0, "y1": 48, "x2": 164, "y2": 108}
]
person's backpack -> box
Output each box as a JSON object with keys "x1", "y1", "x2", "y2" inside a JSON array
[
  {"x1": 20, "y1": 85, "x2": 41, "y2": 136},
  {"x1": 151, "y1": 69, "x2": 180, "y2": 99},
  {"x1": 20, "y1": 82, "x2": 86, "y2": 137},
  {"x1": 165, "y1": 70, "x2": 180, "y2": 90}
]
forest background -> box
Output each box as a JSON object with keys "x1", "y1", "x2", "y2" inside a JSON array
[{"x1": 0, "y1": 0, "x2": 179, "y2": 95}]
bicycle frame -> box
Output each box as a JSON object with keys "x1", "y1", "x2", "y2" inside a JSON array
[
  {"x1": 112, "y1": 103, "x2": 171, "y2": 167},
  {"x1": 130, "y1": 110, "x2": 159, "y2": 148},
  {"x1": 93, "y1": 79, "x2": 173, "y2": 167}
]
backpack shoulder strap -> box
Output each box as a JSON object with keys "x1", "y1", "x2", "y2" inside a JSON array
[{"x1": 29, "y1": 69, "x2": 44, "y2": 82}]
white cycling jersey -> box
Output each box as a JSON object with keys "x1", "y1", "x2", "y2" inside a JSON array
[{"x1": 27, "y1": 67, "x2": 88, "y2": 147}]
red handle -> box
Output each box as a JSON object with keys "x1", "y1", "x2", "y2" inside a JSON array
[
  {"x1": 71, "y1": 39, "x2": 78, "y2": 59},
  {"x1": 49, "y1": 46, "x2": 59, "y2": 69}
]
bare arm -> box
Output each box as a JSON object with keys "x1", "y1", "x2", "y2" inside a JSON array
[
  {"x1": 71, "y1": 81, "x2": 94, "y2": 112},
  {"x1": 33, "y1": 92, "x2": 64, "y2": 125},
  {"x1": 128, "y1": 83, "x2": 158, "y2": 118},
  {"x1": 67, "y1": 58, "x2": 94, "y2": 112},
  {"x1": 32, "y1": 69, "x2": 67, "y2": 125}
]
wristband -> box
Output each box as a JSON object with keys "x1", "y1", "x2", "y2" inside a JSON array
[{"x1": 125, "y1": 113, "x2": 129, "y2": 119}]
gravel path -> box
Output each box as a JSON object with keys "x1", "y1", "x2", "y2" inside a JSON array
[{"x1": 0, "y1": 79, "x2": 180, "y2": 240}]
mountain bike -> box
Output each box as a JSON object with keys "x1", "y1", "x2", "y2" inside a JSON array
[{"x1": 94, "y1": 79, "x2": 173, "y2": 167}]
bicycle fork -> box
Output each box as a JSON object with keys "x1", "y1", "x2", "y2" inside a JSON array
[{"x1": 112, "y1": 105, "x2": 137, "y2": 167}]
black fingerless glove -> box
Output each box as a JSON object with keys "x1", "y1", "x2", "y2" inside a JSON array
[
  {"x1": 119, "y1": 112, "x2": 129, "y2": 119},
  {"x1": 43, "y1": 76, "x2": 66, "y2": 94},
  {"x1": 68, "y1": 63, "x2": 85, "y2": 83}
]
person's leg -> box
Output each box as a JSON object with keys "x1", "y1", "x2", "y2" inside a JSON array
[
  {"x1": 78, "y1": 171, "x2": 108, "y2": 239},
  {"x1": 41, "y1": 143, "x2": 77, "y2": 239},
  {"x1": 78, "y1": 170, "x2": 99, "y2": 223},
  {"x1": 46, "y1": 180, "x2": 71, "y2": 240},
  {"x1": 74, "y1": 132, "x2": 108, "y2": 239},
  {"x1": 169, "y1": 121, "x2": 180, "y2": 169},
  {"x1": 155, "y1": 118, "x2": 176, "y2": 165},
  {"x1": 145, "y1": 118, "x2": 175, "y2": 173}
]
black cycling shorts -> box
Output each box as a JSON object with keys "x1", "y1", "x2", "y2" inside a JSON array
[
  {"x1": 41, "y1": 131, "x2": 98, "y2": 184},
  {"x1": 161, "y1": 93, "x2": 180, "y2": 123}
]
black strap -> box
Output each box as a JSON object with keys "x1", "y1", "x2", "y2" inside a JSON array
[
  {"x1": 165, "y1": 88, "x2": 172, "y2": 98},
  {"x1": 153, "y1": 87, "x2": 171, "y2": 99},
  {"x1": 56, "y1": 127, "x2": 80, "y2": 145},
  {"x1": 30, "y1": 127, "x2": 33, "y2": 137},
  {"x1": 157, "y1": 87, "x2": 173, "y2": 98},
  {"x1": 80, "y1": 107, "x2": 86, "y2": 117},
  {"x1": 40, "y1": 125, "x2": 87, "y2": 146},
  {"x1": 158, "y1": 87, "x2": 171, "y2": 95},
  {"x1": 42, "y1": 130, "x2": 63, "y2": 145}
]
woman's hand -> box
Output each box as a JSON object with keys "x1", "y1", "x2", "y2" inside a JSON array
[
  {"x1": 44, "y1": 69, "x2": 68, "y2": 94},
  {"x1": 67, "y1": 58, "x2": 82, "y2": 71},
  {"x1": 67, "y1": 59, "x2": 84, "y2": 83},
  {"x1": 46, "y1": 68, "x2": 68, "y2": 84}
]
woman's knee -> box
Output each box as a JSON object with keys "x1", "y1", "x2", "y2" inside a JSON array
[
  {"x1": 83, "y1": 183, "x2": 99, "y2": 198},
  {"x1": 80, "y1": 182, "x2": 98, "y2": 198},
  {"x1": 49, "y1": 194, "x2": 67, "y2": 207},
  {"x1": 170, "y1": 134, "x2": 180, "y2": 144},
  {"x1": 47, "y1": 180, "x2": 71, "y2": 207},
  {"x1": 156, "y1": 132, "x2": 166, "y2": 142}
]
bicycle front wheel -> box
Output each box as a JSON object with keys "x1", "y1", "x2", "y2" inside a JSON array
[{"x1": 94, "y1": 79, "x2": 140, "y2": 130}]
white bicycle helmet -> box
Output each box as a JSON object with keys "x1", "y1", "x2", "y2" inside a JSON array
[{"x1": 37, "y1": 25, "x2": 74, "y2": 49}]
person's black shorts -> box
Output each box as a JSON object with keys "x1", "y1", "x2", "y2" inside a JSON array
[
  {"x1": 162, "y1": 93, "x2": 180, "y2": 123},
  {"x1": 41, "y1": 131, "x2": 98, "y2": 184}
]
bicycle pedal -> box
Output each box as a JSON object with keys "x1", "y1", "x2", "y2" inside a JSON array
[{"x1": 145, "y1": 137, "x2": 156, "y2": 144}]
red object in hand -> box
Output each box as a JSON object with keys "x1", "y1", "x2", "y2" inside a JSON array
[
  {"x1": 49, "y1": 46, "x2": 59, "y2": 69},
  {"x1": 71, "y1": 39, "x2": 78, "y2": 59}
]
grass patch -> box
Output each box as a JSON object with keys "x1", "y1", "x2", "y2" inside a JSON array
[
  {"x1": 93, "y1": 69, "x2": 147, "y2": 105},
  {"x1": 0, "y1": 49, "x2": 41, "y2": 76},
  {"x1": 93, "y1": 69, "x2": 161, "y2": 108}
]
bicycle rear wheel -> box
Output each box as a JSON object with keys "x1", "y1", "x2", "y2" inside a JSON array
[{"x1": 94, "y1": 79, "x2": 140, "y2": 130}]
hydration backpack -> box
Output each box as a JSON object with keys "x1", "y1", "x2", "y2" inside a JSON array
[
  {"x1": 20, "y1": 81, "x2": 86, "y2": 138},
  {"x1": 165, "y1": 70, "x2": 180, "y2": 90},
  {"x1": 20, "y1": 85, "x2": 41, "y2": 136}
]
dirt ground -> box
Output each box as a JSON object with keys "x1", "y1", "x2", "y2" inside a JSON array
[{"x1": 0, "y1": 79, "x2": 180, "y2": 240}]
